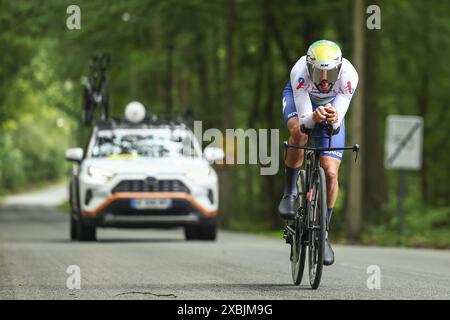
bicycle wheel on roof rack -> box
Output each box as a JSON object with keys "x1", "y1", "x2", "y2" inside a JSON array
[
  {"x1": 83, "y1": 86, "x2": 93, "y2": 126},
  {"x1": 100, "y1": 79, "x2": 109, "y2": 121}
]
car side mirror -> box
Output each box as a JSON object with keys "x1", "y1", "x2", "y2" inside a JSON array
[
  {"x1": 65, "y1": 148, "x2": 84, "y2": 162},
  {"x1": 203, "y1": 147, "x2": 224, "y2": 163}
]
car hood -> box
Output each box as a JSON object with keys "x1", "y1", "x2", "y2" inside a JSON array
[{"x1": 82, "y1": 157, "x2": 210, "y2": 175}]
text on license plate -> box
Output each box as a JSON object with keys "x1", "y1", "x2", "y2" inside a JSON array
[{"x1": 131, "y1": 199, "x2": 172, "y2": 210}]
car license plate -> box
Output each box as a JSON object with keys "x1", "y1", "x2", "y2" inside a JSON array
[{"x1": 131, "y1": 199, "x2": 172, "y2": 210}]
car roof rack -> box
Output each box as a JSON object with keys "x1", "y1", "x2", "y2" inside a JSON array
[{"x1": 93, "y1": 114, "x2": 193, "y2": 131}]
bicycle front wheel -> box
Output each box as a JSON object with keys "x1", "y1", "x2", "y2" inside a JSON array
[
  {"x1": 291, "y1": 170, "x2": 306, "y2": 285},
  {"x1": 308, "y1": 167, "x2": 327, "y2": 289}
]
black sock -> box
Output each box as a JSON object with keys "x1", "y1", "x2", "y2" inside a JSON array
[
  {"x1": 327, "y1": 208, "x2": 333, "y2": 226},
  {"x1": 326, "y1": 208, "x2": 333, "y2": 239},
  {"x1": 283, "y1": 166, "x2": 300, "y2": 196}
]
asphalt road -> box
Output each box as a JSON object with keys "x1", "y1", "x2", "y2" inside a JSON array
[{"x1": 0, "y1": 186, "x2": 449, "y2": 300}]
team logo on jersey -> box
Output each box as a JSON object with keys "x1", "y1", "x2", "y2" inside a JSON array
[
  {"x1": 340, "y1": 81, "x2": 354, "y2": 95},
  {"x1": 296, "y1": 77, "x2": 305, "y2": 90}
]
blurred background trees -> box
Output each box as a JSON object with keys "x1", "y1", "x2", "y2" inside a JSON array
[{"x1": 0, "y1": 0, "x2": 448, "y2": 247}]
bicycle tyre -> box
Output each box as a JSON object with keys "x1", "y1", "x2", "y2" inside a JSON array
[
  {"x1": 100, "y1": 78, "x2": 109, "y2": 121},
  {"x1": 83, "y1": 87, "x2": 93, "y2": 126},
  {"x1": 291, "y1": 170, "x2": 307, "y2": 285},
  {"x1": 308, "y1": 167, "x2": 327, "y2": 289}
]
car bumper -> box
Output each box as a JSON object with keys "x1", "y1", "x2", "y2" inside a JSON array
[
  {"x1": 95, "y1": 213, "x2": 202, "y2": 228},
  {"x1": 80, "y1": 192, "x2": 217, "y2": 228}
]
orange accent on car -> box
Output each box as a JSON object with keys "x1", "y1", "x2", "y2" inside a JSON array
[{"x1": 81, "y1": 192, "x2": 217, "y2": 218}]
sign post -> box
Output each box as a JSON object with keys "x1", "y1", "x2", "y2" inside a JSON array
[
  {"x1": 385, "y1": 115, "x2": 423, "y2": 241},
  {"x1": 397, "y1": 169, "x2": 405, "y2": 239}
]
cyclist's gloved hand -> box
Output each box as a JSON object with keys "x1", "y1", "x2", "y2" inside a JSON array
[
  {"x1": 324, "y1": 104, "x2": 338, "y2": 125},
  {"x1": 312, "y1": 106, "x2": 327, "y2": 123}
]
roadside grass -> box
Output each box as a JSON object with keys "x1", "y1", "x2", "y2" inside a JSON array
[
  {"x1": 360, "y1": 227, "x2": 450, "y2": 249},
  {"x1": 244, "y1": 227, "x2": 450, "y2": 249},
  {"x1": 58, "y1": 201, "x2": 71, "y2": 214},
  {"x1": 359, "y1": 206, "x2": 450, "y2": 249},
  {"x1": 234, "y1": 207, "x2": 450, "y2": 250}
]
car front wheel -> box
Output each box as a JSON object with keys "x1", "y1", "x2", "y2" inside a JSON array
[
  {"x1": 184, "y1": 218, "x2": 217, "y2": 241},
  {"x1": 70, "y1": 211, "x2": 78, "y2": 240},
  {"x1": 77, "y1": 216, "x2": 97, "y2": 241}
]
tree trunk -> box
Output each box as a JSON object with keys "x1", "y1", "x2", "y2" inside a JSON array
[
  {"x1": 263, "y1": 40, "x2": 281, "y2": 229},
  {"x1": 347, "y1": 0, "x2": 365, "y2": 240},
  {"x1": 211, "y1": 26, "x2": 222, "y2": 127},
  {"x1": 224, "y1": 0, "x2": 235, "y2": 131},
  {"x1": 195, "y1": 31, "x2": 210, "y2": 119},
  {"x1": 165, "y1": 42, "x2": 174, "y2": 115},
  {"x1": 363, "y1": 1, "x2": 388, "y2": 224},
  {"x1": 418, "y1": 73, "x2": 429, "y2": 205},
  {"x1": 248, "y1": 23, "x2": 269, "y2": 128},
  {"x1": 246, "y1": 26, "x2": 269, "y2": 211},
  {"x1": 265, "y1": 0, "x2": 291, "y2": 71},
  {"x1": 417, "y1": 10, "x2": 431, "y2": 206},
  {"x1": 219, "y1": 0, "x2": 236, "y2": 228},
  {"x1": 302, "y1": 14, "x2": 315, "y2": 50},
  {"x1": 262, "y1": 0, "x2": 282, "y2": 229}
]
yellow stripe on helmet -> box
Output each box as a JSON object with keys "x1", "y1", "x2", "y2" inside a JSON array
[{"x1": 310, "y1": 40, "x2": 341, "y2": 63}]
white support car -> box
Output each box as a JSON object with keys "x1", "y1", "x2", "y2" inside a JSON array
[{"x1": 65, "y1": 120, "x2": 223, "y2": 241}]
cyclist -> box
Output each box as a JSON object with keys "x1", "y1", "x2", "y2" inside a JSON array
[{"x1": 278, "y1": 40, "x2": 359, "y2": 265}]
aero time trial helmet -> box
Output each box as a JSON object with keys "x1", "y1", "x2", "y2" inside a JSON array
[{"x1": 306, "y1": 40, "x2": 342, "y2": 93}]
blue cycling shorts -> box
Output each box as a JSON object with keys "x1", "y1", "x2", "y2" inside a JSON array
[{"x1": 281, "y1": 82, "x2": 346, "y2": 161}]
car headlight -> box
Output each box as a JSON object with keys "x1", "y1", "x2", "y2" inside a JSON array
[
  {"x1": 185, "y1": 168, "x2": 211, "y2": 181},
  {"x1": 87, "y1": 166, "x2": 115, "y2": 183}
]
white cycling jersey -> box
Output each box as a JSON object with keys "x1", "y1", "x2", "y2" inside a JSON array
[{"x1": 290, "y1": 56, "x2": 359, "y2": 130}]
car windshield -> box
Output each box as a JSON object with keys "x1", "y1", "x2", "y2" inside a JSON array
[{"x1": 90, "y1": 128, "x2": 199, "y2": 159}]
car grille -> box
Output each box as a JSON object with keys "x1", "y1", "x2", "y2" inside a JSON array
[{"x1": 112, "y1": 180, "x2": 190, "y2": 194}]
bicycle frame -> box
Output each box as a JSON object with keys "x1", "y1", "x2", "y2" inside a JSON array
[
  {"x1": 284, "y1": 124, "x2": 360, "y2": 288},
  {"x1": 283, "y1": 125, "x2": 360, "y2": 239}
]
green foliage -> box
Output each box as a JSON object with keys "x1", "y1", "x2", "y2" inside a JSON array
[
  {"x1": 0, "y1": 108, "x2": 71, "y2": 194},
  {"x1": 0, "y1": 0, "x2": 449, "y2": 247},
  {"x1": 0, "y1": 37, "x2": 75, "y2": 194},
  {"x1": 362, "y1": 206, "x2": 450, "y2": 249},
  {"x1": 0, "y1": 134, "x2": 27, "y2": 191}
]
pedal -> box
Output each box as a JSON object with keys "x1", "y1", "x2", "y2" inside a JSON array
[{"x1": 283, "y1": 230, "x2": 292, "y2": 244}]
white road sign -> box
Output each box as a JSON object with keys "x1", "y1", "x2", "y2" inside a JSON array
[{"x1": 385, "y1": 115, "x2": 423, "y2": 170}]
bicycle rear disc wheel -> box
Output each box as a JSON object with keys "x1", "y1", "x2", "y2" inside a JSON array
[
  {"x1": 308, "y1": 167, "x2": 327, "y2": 289},
  {"x1": 291, "y1": 170, "x2": 306, "y2": 285}
]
